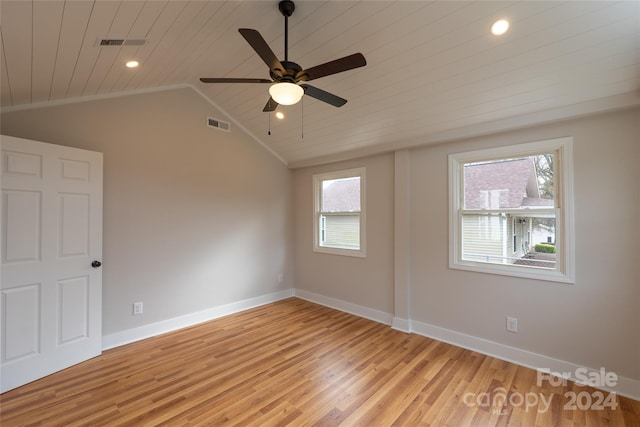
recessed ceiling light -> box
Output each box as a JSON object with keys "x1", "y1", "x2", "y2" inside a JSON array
[
  {"x1": 125, "y1": 60, "x2": 139, "y2": 68},
  {"x1": 491, "y1": 19, "x2": 509, "y2": 36},
  {"x1": 275, "y1": 111, "x2": 285, "y2": 120}
]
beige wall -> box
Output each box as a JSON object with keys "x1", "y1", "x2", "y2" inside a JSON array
[
  {"x1": 409, "y1": 108, "x2": 639, "y2": 380},
  {"x1": 293, "y1": 153, "x2": 394, "y2": 314},
  {"x1": 293, "y1": 108, "x2": 639, "y2": 382},
  {"x1": 1, "y1": 87, "x2": 293, "y2": 335}
]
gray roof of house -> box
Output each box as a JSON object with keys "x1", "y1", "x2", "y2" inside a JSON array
[
  {"x1": 464, "y1": 158, "x2": 552, "y2": 209},
  {"x1": 322, "y1": 178, "x2": 360, "y2": 212}
]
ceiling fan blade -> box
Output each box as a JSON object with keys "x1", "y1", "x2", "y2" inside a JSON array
[
  {"x1": 301, "y1": 84, "x2": 347, "y2": 107},
  {"x1": 238, "y1": 28, "x2": 284, "y2": 75},
  {"x1": 263, "y1": 97, "x2": 279, "y2": 112},
  {"x1": 298, "y1": 53, "x2": 366, "y2": 81},
  {"x1": 200, "y1": 78, "x2": 272, "y2": 83}
]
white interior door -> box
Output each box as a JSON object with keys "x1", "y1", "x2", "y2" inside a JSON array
[{"x1": 1, "y1": 135, "x2": 103, "y2": 393}]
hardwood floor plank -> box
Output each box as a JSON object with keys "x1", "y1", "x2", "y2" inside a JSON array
[{"x1": 1, "y1": 298, "x2": 638, "y2": 426}]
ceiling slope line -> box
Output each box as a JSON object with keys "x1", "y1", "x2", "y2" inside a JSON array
[
  {"x1": 0, "y1": 83, "x2": 191, "y2": 114},
  {"x1": 189, "y1": 85, "x2": 288, "y2": 165},
  {"x1": 0, "y1": 83, "x2": 288, "y2": 166}
]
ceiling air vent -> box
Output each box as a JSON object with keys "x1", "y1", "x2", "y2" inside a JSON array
[
  {"x1": 99, "y1": 38, "x2": 147, "y2": 46},
  {"x1": 207, "y1": 117, "x2": 230, "y2": 132}
]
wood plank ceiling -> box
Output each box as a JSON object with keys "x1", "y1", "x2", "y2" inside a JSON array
[{"x1": 1, "y1": 1, "x2": 639, "y2": 166}]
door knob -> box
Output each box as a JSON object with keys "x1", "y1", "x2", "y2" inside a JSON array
[{"x1": 91, "y1": 260, "x2": 102, "y2": 268}]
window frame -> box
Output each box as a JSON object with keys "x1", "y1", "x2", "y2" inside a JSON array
[
  {"x1": 448, "y1": 137, "x2": 575, "y2": 283},
  {"x1": 512, "y1": 217, "x2": 517, "y2": 253},
  {"x1": 313, "y1": 167, "x2": 366, "y2": 258}
]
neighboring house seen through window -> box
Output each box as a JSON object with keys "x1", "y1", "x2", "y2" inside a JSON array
[
  {"x1": 449, "y1": 138, "x2": 575, "y2": 283},
  {"x1": 313, "y1": 168, "x2": 366, "y2": 257}
]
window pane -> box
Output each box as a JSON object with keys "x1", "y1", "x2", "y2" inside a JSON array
[
  {"x1": 532, "y1": 153, "x2": 555, "y2": 201},
  {"x1": 321, "y1": 214, "x2": 360, "y2": 250},
  {"x1": 464, "y1": 155, "x2": 554, "y2": 210},
  {"x1": 322, "y1": 177, "x2": 360, "y2": 212},
  {"x1": 462, "y1": 213, "x2": 556, "y2": 268}
]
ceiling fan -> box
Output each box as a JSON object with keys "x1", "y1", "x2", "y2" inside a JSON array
[{"x1": 200, "y1": 0, "x2": 366, "y2": 112}]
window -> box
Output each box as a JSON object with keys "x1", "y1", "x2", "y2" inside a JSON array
[
  {"x1": 313, "y1": 168, "x2": 366, "y2": 257},
  {"x1": 449, "y1": 137, "x2": 574, "y2": 282}
]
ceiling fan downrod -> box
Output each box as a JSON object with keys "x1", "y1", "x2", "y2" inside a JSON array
[{"x1": 279, "y1": 0, "x2": 295, "y2": 62}]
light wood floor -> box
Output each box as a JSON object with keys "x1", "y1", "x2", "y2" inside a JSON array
[{"x1": 1, "y1": 298, "x2": 638, "y2": 426}]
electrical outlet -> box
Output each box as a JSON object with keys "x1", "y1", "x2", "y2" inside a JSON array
[
  {"x1": 506, "y1": 316, "x2": 518, "y2": 333},
  {"x1": 133, "y1": 302, "x2": 143, "y2": 316},
  {"x1": 278, "y1": 273, "x2": 284, "y2": 284}
]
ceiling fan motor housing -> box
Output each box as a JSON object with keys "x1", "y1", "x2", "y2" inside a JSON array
[{"x1": 270, "y1": 60, "x2": 307, "y2": 83}]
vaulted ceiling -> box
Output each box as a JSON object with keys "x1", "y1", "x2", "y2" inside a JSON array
[{"x1": 1, "y1": 1, "x2": 639, "y2": 167}]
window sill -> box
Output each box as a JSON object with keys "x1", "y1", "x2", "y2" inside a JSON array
[
  {"x1": 314, "y1": 245, "x2": 366, "y2": 258},
  {"x1": 450, "y1": 259, "x2": 575, "y2": 284}
]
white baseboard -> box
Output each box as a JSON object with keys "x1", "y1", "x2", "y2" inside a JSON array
[
  {"x1": 290, "y1": 291, "x2": 639, "y2": 400},
  {"x1": 102, "y1": 289, "x2": 294, "y2": 351},
  {"x1": 391, "y1": 317, "x2": 411, "y2": 333},
  {"x1": 409, "y1": 319, "x2": 639, "y2": 401},
  {"x1": 294, "y1": 289, "x2": 393, "y2": 326}
]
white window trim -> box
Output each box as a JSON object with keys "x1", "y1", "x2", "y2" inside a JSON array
[
  {"x1": 313, "y1": 167, "x2": 366, "y2": 258},
  {"x1": 448, "y1": 137, "x2": 575, "y2": 283}
]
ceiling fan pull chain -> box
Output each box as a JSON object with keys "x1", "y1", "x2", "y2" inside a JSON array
[
  {"x1": 268, "y1": 111, "x2": 271, "y2": 135},
  {"x1": 301, "y1": 97, "x2": 304, "y2": 139}
]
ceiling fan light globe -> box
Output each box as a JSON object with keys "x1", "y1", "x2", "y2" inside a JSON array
[{"x1": 269, "y1": 82, "x2": 304, "y2": 105}]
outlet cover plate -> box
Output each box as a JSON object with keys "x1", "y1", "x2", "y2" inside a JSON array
[{"x1": 133, "y1": 302, "x2": 143, "y2": 316}]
